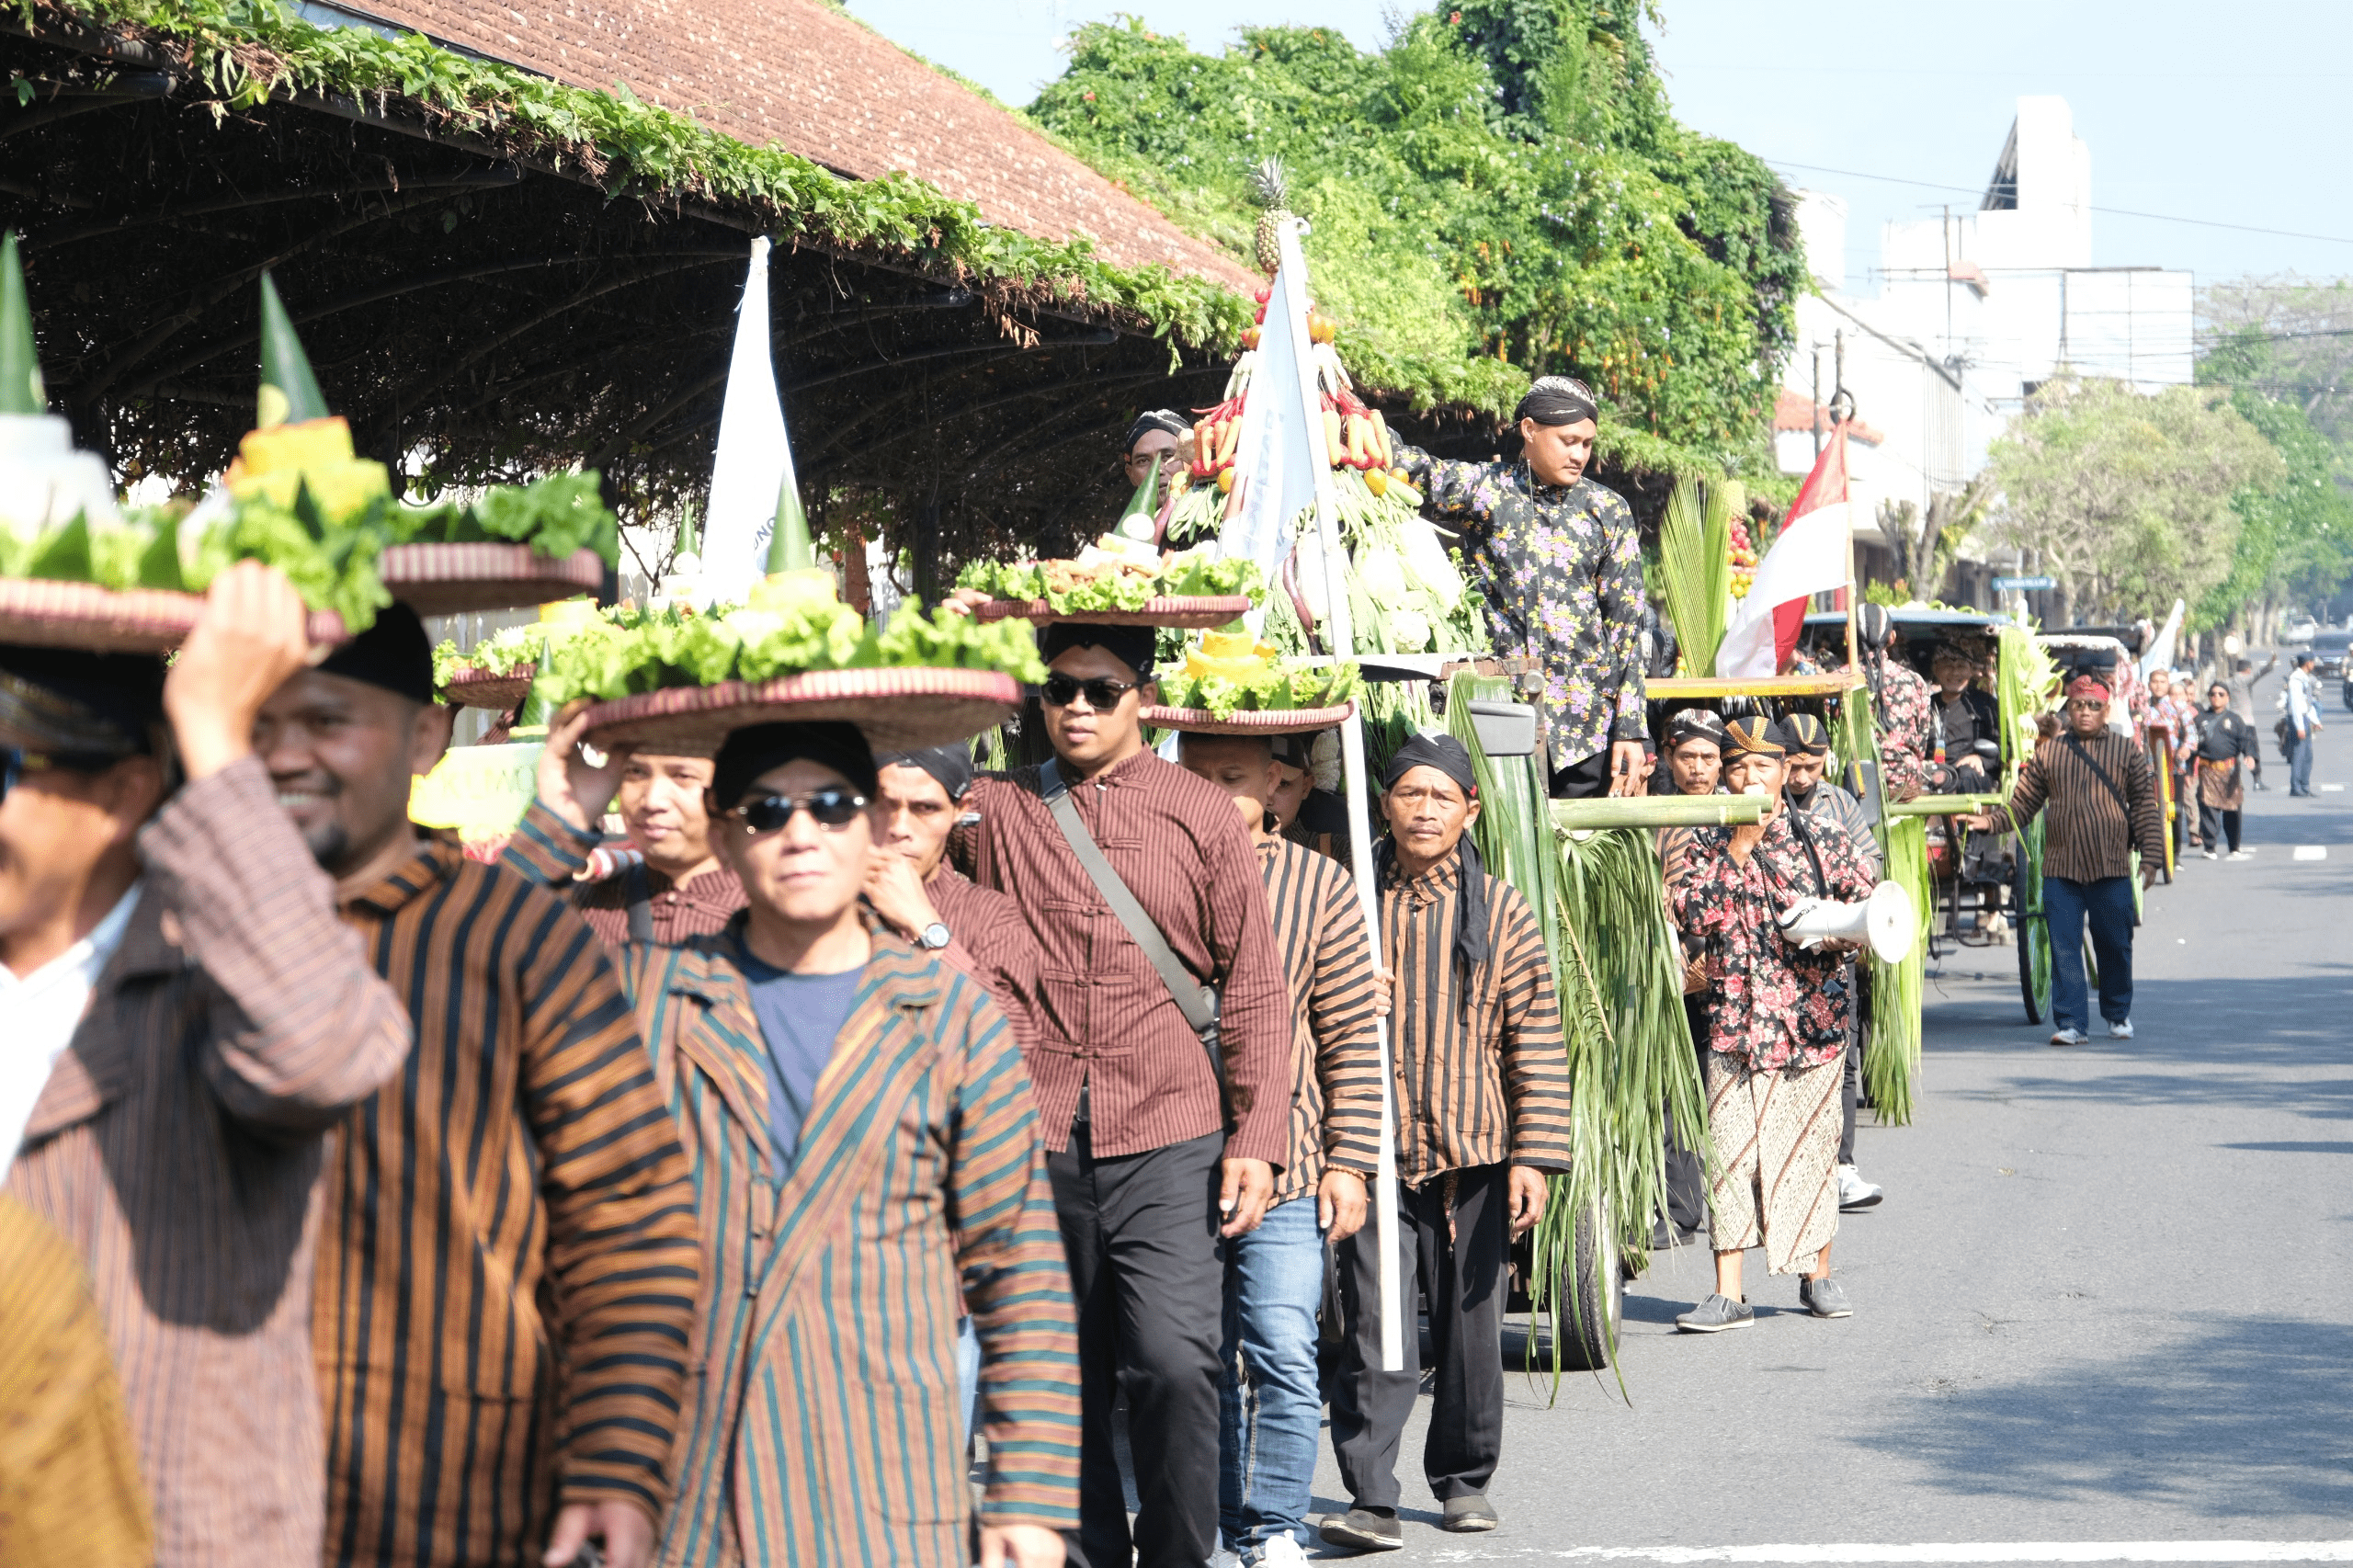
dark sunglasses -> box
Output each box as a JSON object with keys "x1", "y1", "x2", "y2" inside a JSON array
[
  {"x1": 1, "y1": 746, "x2": 117, "y2": 799},
  {"x1": 1040, "y1": 674, "x2": 1140, "y2": 710},
  {"x1": 726, "y1": 787, "x2": 870, "y2": 835}
]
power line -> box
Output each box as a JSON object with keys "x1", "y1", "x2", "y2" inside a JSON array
[{"x1": 1763, "y1": 158, "x2": 2353, "y2": 247}]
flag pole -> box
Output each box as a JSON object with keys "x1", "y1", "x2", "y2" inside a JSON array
[
  {"x1": 1271, "y1": 217, "x2": 1404, "y2": 1375},
  {"x1": 1840, "y1": 424, "x2": 1859, "y2": 673}
]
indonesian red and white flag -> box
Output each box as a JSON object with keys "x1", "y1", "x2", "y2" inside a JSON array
[{"x1": 1714, "y1": 426, "x2": 1853, "y2": 677}]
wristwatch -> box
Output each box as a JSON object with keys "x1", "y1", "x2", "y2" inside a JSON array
[{"x1": 916, "y1": 921, "x2": 952, "y2": 951}]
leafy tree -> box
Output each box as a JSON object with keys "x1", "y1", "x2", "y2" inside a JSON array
[
  {"x1": 1984, "y1": 377, "x2": 2282, "y2": 627},
  {"x1": 1025, "y1": 3, "x2": 1805, "y2": 478},
  {"x1": 2194, "y1": 321, "x2": 2353, "y2": 635}
]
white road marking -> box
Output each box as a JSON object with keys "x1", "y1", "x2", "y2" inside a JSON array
[
  {"x1": 2320, "y1": 783, "x2": 2345, "y2": 792},
  {"x1": 2293, "y1": 846, "x2": 2328, "y2": 860},
  {"x1": 1453, "y1": 1546, "x2": 2353, "y2": 1564}
]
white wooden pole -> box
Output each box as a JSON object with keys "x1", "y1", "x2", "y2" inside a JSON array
[{"x1": 1270, "y1": 218, "x2": 1403, "y2": 1373}]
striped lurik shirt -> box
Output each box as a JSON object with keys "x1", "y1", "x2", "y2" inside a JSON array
[
  {"x1": 316, "y1": 842, "x2": 700, "y2": 1568},
  {"x1": 967, "y1": 751, "x2": 1293, "y2": 1165},
  {"x1": 1381, "y1": 848, "x2": 1574, "y2": 1186},
  {"x1": 506, "y1": 803, "x2": 1081, "y2": 1566},
  {"x1": 6, "y1": 760, "x2": 414, "y2": 1568},
  {"x1": 1990, "y1": 729, "x2": 2164, "y2": 883},
  {"x1": 575, "y1": 861, "x2": 747, "y2": 949},
  {"x1": 929, "y1": 866, "x2": 1044, "y2": 1049},
  {"x1": 1256, "y1": 837, "x2": 1385, "y2": 1206}
]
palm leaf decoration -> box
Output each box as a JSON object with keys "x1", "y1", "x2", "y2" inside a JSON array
[{"x1": 1655, "y1": 478, "x2": 1735, "y2": 674}]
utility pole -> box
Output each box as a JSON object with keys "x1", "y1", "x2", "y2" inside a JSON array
[
  {"x1": 1812, "y1": 344, "x2": 1824, "y2": 459},
  {"x1": 1942, "y1": 204, "x2": 1954, "y2": 361}
]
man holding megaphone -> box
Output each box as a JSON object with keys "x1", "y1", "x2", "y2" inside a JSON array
[{"x1": 1662, "y1": 717, "x2": 1881, "y2": 1334}]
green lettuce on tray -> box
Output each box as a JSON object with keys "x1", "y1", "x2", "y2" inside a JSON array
[
  {"x1": 957, "y1": 544, "x2": 1263, "y2": 613},
  {"x1": 1157, "y1": 630, "x2": 1361, "y2": 719},
  {"x1": 534, "y1": 584, "x2": 1048, "y2": 709}
]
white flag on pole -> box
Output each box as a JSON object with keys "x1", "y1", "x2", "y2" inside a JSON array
[
  {"x1": 1218, "y1": 266, "x2": 1320, "y2": 585},
  {"x1": 702, "y1": 238, "x2": 792, "y2": 605}
]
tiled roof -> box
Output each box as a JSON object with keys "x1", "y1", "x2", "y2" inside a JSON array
[
  {"x1": 1773, "y1": 389, "x2": 1883, "y2": 446},
  {"x1": 335, "y1": 0, "x2": 1258, "y2": 293}
]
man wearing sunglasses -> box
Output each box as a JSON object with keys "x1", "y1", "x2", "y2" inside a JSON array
[
  {"x1": 2, "y1": 564, "x2": 413, "y2": 1565},
  {"x1": 1965, "y1": 675, "x2": 2164, "y2": 1046},
  {"x1": 513, "y1": 712, "x2": 1078, "y2": 1568},
  {"x1": 960, "y1": 622, "x2": 1294, "y2": 1568},
  {"x1": 257, "y1": 604, "x2": 699, "y2": 1568}
]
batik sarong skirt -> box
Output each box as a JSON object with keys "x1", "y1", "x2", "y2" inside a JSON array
[{"x1": 1704, "y1": 1049, "x2": 1841, "y2": 1274}]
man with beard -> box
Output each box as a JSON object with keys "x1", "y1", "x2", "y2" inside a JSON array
[
  {"x1": 1393, "y1": 378, "x2": 1649, "y2": 800},
  {"x1": 259, "y1": 605, "x2": 699, "y2": 1568}
]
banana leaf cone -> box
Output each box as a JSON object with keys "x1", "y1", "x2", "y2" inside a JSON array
[
  {"x1": 513, "y1": 636, "x2": 561, "y2": 734},
  {"x1": 256, "y1": 271, "x2": 330, "y2": 429},
  {"x1": 765, "y1": 471, "x2": 814, "y2": 574},
  {"x1": 1, "y1": 232, "x2": 42, "y2": 415},
  {"x1": 1114, "y1": 460, "x2": 1160, "y2": 542}
]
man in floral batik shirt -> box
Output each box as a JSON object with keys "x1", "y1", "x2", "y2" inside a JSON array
[
  {"x1": 1395, "y1": 376, "x2": 1648, "y2": 799},
  {"x1": 1662, "y1": 717, "x2": 1877, "y2": 1334}
]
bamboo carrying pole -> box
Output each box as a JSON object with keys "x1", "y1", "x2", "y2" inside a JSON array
[
  {"x1": 1883, "y1": 793, "x2": 2004, "y2": 817},
  {"x1": 1271, "y1": 217, "x2": 1404, "y2": 1373},
  {"x1": 1549, "y1": 794, "x2": 1769, "y2": 831}
]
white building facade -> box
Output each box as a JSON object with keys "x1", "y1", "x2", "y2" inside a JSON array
[{"x1": 1781, "y1": 96, "x2": 2194, "y2": 600}]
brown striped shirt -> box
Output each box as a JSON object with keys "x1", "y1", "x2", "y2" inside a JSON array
[
  {"x1": 0, "y1": 1198, "x2": 152, "y2": 1568},
  {"x1": 6, "y1": 760, "x2": 413, "y2": 1568},
  {"x1": 316, "y1": 843, "x2": 700, "y2": 1568},
  {"x1": 575, "y1": 861, "x2": 746, "y2": 949},
  {"x1": 1989, "y1": 730, "x2": 2163, "y2": 883},
  {"x1": 966, "y1": 751, "x2": 1293, "y2": 1165},
  {"x1": 1256, "y1": 836, "x2": 1385, "y2": 1206},
  {"x1": 1381, "y1": 849, "x2": 1574, "y2": 1185}
]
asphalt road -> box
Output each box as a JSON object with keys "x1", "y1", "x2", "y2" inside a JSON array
[{"x1": 1304, "y1": 744, "x2": 2353, "y2": 1563}]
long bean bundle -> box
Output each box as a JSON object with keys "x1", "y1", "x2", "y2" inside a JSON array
[{"x1": 1868, "y1": 815, "x2": 1928, "y2": 1126}]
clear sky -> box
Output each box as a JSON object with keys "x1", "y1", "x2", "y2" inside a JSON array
[{"x1": 845, "y1": 0, "x2": 2353, "y2": 297}]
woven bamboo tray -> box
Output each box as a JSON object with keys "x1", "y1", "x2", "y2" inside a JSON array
[
  {"x1": 1141, "y1": 700, "x2": 1354, "y2": 734},
  {"x1": 441, "y1": 667, "x2": 534, "y2": 710},
  {"x1": 579, "y1": 667, "x2": 1020, "y2": 755},
  {"x1": 381, "y1": 543, "x2": 605, "y2": 616},
  {"x1": 0, "y1": 576, "x2": 345, "y2": 652},
  {"x1": 975, "y1": 595, "x2": 1249, "y2": 630}
]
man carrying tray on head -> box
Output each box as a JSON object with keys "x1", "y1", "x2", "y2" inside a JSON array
[
  {"x1": 1391, "y1": 377, "x2": 1650, "y2": 801},
  {"x1": 1173, "y1": 721, "x2": 1384, "y2": 1568},
  {"x1": 1323, "y1": 733, "x2": 1574, "y2": 1553},
  {"x1": 1, "y1": 566, "x2": 415, "y2": 1567},
  {"x1": 955, "y1": 619, "x2": 1295, "y2": 1568},
  {"x1": 508, "y1": 703, "x2": 1080, "y2": 1568}
]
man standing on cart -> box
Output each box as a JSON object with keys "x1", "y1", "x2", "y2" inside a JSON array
[{"x1": 1394, "y1": 377, "x2": 1649, "y2": 800}]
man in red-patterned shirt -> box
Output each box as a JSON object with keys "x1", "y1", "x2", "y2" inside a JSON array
[{"x1": 964, "y1": 622, "x2": 1293, "y2": 1568}]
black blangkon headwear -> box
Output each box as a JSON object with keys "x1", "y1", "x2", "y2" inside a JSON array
[
  {"x1": 875, "y1": 743, "x2": 974, "y2": 803},
  {"x1": 1123, "y1": 409, "x2": 1190, "y2": 453},
  {"x1": 316, "y1": 602, "x2": 435, "y2": 705},
  {"x1": 1376, "y1": 731, "x2": 1491, "y2": 975},
  {"x1": 1037, "y1": 621, "x2": 1157, "y2": 682},
  {"x1": 1513, "y1": 375, "x2": 1598, "y2": 427},
  {"x1": 711, "y1": 721, "x2": 877, "y2": 811}
]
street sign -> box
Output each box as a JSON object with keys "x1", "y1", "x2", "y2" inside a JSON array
[{"x1": 1993, "y1": 574, "x2": 2055, "y2": 591}]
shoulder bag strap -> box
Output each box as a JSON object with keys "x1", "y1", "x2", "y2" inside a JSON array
[
  {"x1": 1039, "y1": 760, "x2": 1220, "y2": 1045},
  {"x1": 2060, "y1": 732, "x2": 2131, "y2": 814}
]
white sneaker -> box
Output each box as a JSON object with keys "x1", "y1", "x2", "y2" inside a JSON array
[
  {"x1": 1836, "y1": 1164, "x2": 1883, "y2": 1210},
  {"x1": 2108, "y1": 1019, "x2": 2135, "y2": 1040},
  {"x1": 1256, "y1": 1537, "x2": 1312, "y2": 1568},
  {"x1": 2051, "y1": 1028, "x2": 2089, "y2": 1047},
  {"x1": 2202, "y1": 849, "x2": 2220, "y2": 860},
  {"x1": 2229, "y1": 849, "x2": 2256, "y2": 861}
]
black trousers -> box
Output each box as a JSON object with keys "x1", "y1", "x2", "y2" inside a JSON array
[
  {"x1": 1050, "y1": 1125, "x2": 1225, "y2": 1568},
  {"x1": 1662, "y1": 997, "x2": 1709, "y2": 1234},
  {"x1": 1329, "y1": 1163, "x2": 1509, "y2": 1510},
  {"x1": 1550, "y1": 749, "x2": 1612, "y2": 800},
  {"x1": 1837, "y1": 1021, "x2": 1862, "y2": 1166},
  {"x1": 2200, "y1": 801, "x2": 2243, "y2": 853}
]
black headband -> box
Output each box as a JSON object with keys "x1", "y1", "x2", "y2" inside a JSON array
[
  {"x1": 1513, "y1": 376, "x2": 1598, "y2": 427},
  {"x1": 875, "y1": 743, "x2": 973, "y2": 803},
  {"x1": 1664, "y1": 708, "x2": 1725, "y2": 750},
  {"x1": 711, "y1": 721, "x2": 877, "y2": 811},
  {"x1": 1038, "y1": 621, "x2": 1157, "y2": 681},
  {"x1": 1124, "y1": 409, "x2": 1189, "y2": 452},
  {"x1": 317, "y1": 602, "x2": 434, "y2": 705},
  {"x1": 1381, "y1": 731, "x2": 1477, "y2": 796}
]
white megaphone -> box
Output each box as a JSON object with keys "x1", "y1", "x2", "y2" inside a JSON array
[{"x1": 1775, "y1": 881, "x2": 1918, "y2": 965}]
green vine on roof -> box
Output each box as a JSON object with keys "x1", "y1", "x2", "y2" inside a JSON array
[
  {"x1": 1026, "y1": 2, "x2": 1807, "y2": 476},
  {"x1": 25, "y1": 0, "x2": 1253, "y2": 354}
]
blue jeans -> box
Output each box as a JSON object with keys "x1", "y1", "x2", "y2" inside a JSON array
[
  {"x1": 1217, "y1": 1194, "x2": 1325, "y2": 1557},
  {"x1": 955, "y1": 1314, "x2": 980, "y2": 1450},
  {"x1": 2045, "y1": 874, "x2": 2135, "y2": 1031},
  {"x1": 2288, "y1": 728, "x2": 2315, "y2": 794}
]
